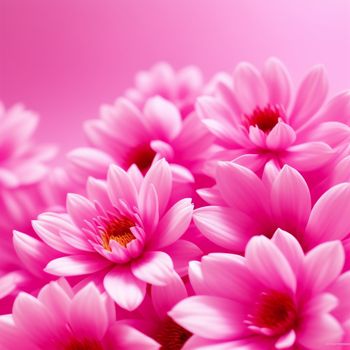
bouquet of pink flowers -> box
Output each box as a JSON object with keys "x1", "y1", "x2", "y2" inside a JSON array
[{"x1": 1, "y1": 59, "x2": 350, "y2": 349}]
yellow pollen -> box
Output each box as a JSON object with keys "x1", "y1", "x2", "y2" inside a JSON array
[{"x1": 101, "y1": 217, "x2": 136, "y2": 250}]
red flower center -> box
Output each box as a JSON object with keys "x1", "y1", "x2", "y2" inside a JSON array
[
  {"x1": 155, "y1": 317, "x2": 192, "y2": 350},
  {"x1": 244, "y1": 105, "x2": 281, "y2": 133},
  {"x1": 101, "y1": 217, "x2": 136, "y2": 251},
  {"x1": 65, "y1": 338, "x2": 103, "y2": 350},
  {"x1": 127, "y1": 144, "x2": 156, "y2": 173},
  {"x1": 249, "y1": 291, "x2": 297, "y2": 336}
]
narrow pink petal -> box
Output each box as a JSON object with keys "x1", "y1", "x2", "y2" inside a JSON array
[
  {"x1": 262, "y1": 57, "x2": 292, "y2": 108},
  {"x1": 69, "y1": 283, "x2": 109, "y2": 340},
  {"x1": 139, "y1": 158, "x2": 172, "y2": 216},
  {"x1": 245, "y1": 235, "x2": 297, "y2": 293},
  {"x1": 193, "y1": 206, "x2": 254, "y2": 251},
  {"x1": 289, "y1": 65, "x2": 328, "y2": 129},
  {"x1": 248, "y1": 126, "x2": 266, "y2": 148},
  {"x1": 297, "y1": 314, "x2": 343, "y2": 349},
  {"x1": 302, "y1": 293, "x2": 338, "y2": 316},
  {"x1": 233, "y1": 62, "x2": 268, "y2": 114},
  {"x1": 131, "y1": 251, "x2": 175, "y2": 286},
  {"x1": 13, "y1": 230, "x2": 60, "y2": 278},
  {"x1": 270, "y1": 165, "x2": 311, "y2": 234},
  {"x1": 169, "y1": 295, "x2": 248, "y2": 340},
  {"x1": 32, "y1": 216, "x2": 79, "y2": 254},
  {"x1": 305, "y1": 183, "x2": 350, "y2": 245},
  {"x1": 66, "y1": 194, "x2": 98, "y2": 230},
  {"x1": 45, "y1": 254, "x2": 111, "y2": 276},
  {"x1": 151, "y1": 198, "x2": 193, "y2": 249},
  {"x1": 152, "y1": 273, "x2": 187, "y2": 319},
  {"x1": 331, "y1": 155, "x2": 350, "y2": 186},
  {"x1": 103, "y1": 266, "x2": 146, "y2": 311},
  {"x1": 163, "y1": 239, "x2": 203, "y2": 276},
  {"x1": 143, "y1": 96, "x2": 182, "y2": 140},
  {"x1": 201, "y1": 253, "x2": 261, "y2": 303},
  {"x1": 107, "y1": 164, "x2": 138, "y2": 211},
  {"x1": 169, "y1": 164, "x2": 195, "y2": 184},
  {"x1": 67, "y1": 147, "x2": 113, "y2": 180},
  {"x1": 188, "y1": 261, "x2": 210, "y2": 295},
  {"x1": 216, "y1": 162, "x2": 270, "y2": 217},
  {"x1": 105, "y1": 323, "x2": 160, "y2": 350},
  {"x1": 271, "y1": 229, "x2": 304, "y2": 276},
  {"x1": 275, "y1": 329, "x2": 296, "y2": 349},
  {"x1": 300, "y1": 241, "x2": 344, "y2": 295},
  {"x1": 266, "y1": 122, "x2": 296, "y2": 150},
  {"x1": 284, "y1": 141, "x2": 334, "y2": 172},
  {"x1": 139, "y1": 183, "x2": 159, "y2": 233},
  {"x1": 86, "y1": 177, "x2": 114, "y2": 212}
]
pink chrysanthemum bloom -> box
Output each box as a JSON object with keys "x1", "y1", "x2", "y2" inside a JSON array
[
  {"x1": 197, "y1": 58, "x2": 350, "y2": 175},
  {"x1": 125, "y1": 62, "x2": 204, "y2": 118},
  {"x1": 15, "y1": 160, "x2": 201, "y2": 311},
  {"x1": 169, "y1": 230, "x2": 350, "y2": 349},
  {"x1": 0, "y1": 102, "x2": 56, "y2": 233},
  {"x1": 194, "y1": 161, "x2": 350, "y2": 256},
  {"x1": 68, "y1": 96, "x2": 214, "y2": 188},
  {"x1": 0, "y1": 279, "x2": 159, "y2": 350}
]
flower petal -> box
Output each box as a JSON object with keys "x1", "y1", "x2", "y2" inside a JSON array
[
  {"x1": 266, "y1": 122, "x2": 296, "y2": 150},
  {"x1": 103, "y1": 265, "x2": 146, "y2": 311}
]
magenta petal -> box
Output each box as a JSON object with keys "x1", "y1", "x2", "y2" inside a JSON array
[
  {"x1": 300, "y1": 241, "x2": 344, "y2": 295},
  {"x1": 289, "y1": 65, "x2": 328, "y2": 129},
  {"x1": 105, "y1": 323, "x2": 160, "y2": 350},
  {"x1": 103, "y1": 265, "x2": 146, "y2": 311},
  {"x1": 245, "y1": 234, "x2": 297, "y2": 292},
  {"x1": 45, "y1": 254, "x2": 111, "y2": 276},
  {"x1": 152, "y1": 273, "x2": 187, "y2": 319},
  {"x1": 151, "y1": 198, "x2": 193, "y2": 249},
  {"x1": 69, "y1": 283, "x2": 109, "y2": 340},
  {"x1": 262, "y1": 57, "x2": 291, "y2": 109},
  {"x1": 266, "y1": 122, "x2": 296, "y2": 150},
  {"x1": 169, "y1": 295, "x2": 248, "y2": 340},
  {"x1": 270, "y1": 165, "x2": 311, "y2": 234},
  {"x1": 131, "y1": 251, "x2": 175, "y2": 286}
]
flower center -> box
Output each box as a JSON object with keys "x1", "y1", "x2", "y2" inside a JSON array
[
  {"x1": 127, "y1": 144, "x2": 156, "y2": 173},
  {"x1": 247, "y1": 291, "x2": 297, "y2": 336},
  {"x1": 155, "y1": 317, "x2": 192, "y2": 350},
  {"x1": 65, "y1": 338, "x2": 103, "y2": 350},
  {"x1": 244, "y1": 105, "x2": 281, "y2": 133},
  {"x1": 101, "y1": 217, "x2": 136, "y2": 251}
]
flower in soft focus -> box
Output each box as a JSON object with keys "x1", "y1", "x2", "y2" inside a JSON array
[
  {"x1": 67, "y1": 96, "x2": 214, "y2": 189},
  {"x1": 125, "y1": 62, "x2": 204, "y2": 118},
  {"x1": 15, "y1": 160, "x2": 201, "y2": 311},
  {"x1": 194, "y1": 161, "x2": 350, "y2": 255},
  {"x1": 0, "y1": 102, "x2": 56, "y2": 233},
  {"x1": 169, "y1": 230, "x2": 350, "y2": 349},
  {"x1": 0, "y1": 279, "x2": 159, "y2": 350},
  {"x1": 198, "y1": 58, "x2": 350, "y2": 175}
]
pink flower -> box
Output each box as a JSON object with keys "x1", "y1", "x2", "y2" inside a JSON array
[
  {"x1": 15, "y1": 160, "x2": 201, "y2": 311},
  {"x1": 68, "y1": 96, "x2": 214, "y2": 186},
  {"x1": 0, "y1": 279, "x2": 159, "y2": 349},
  {"x1": 169, "y1": 230, "x2": 350, "y2": 349},
  {"x1": 198, "y1": 58, "x2": 350, "y2": 175},
  {"x1": 194, "y1": 161, "x2": 350, "y2": 254},
  {"x1": 0, "y1": 103, "x2": 56, "y2": 234},
  {"x1": 125, "y1": 62, "x2": 204, "y2": 118}
]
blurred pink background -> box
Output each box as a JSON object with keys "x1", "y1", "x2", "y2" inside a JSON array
[{"x1": 1, "y1": 0, "x2": 349, "y2": 162}]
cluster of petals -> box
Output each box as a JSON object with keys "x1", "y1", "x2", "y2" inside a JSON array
[{"x1": 3, "y1": 59, "x2": 350, "y2": 350}]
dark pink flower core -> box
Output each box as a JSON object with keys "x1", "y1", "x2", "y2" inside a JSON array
[
  {"x1": 101, "y1": 216, "x2": 136, "y2": 251},
  {"x1": 155, "y1": 317, "x2": 192, "y2": 350},
  {"x1": 127, "y1": 144, "x2": 156, "y2": 173},
  {"x1": 65, "y1": 338, "x2": 103, "y2": 350},
  {"x1": 244, "y1": 105, "x2": 281, "y2": 133},
  {"x1": 248, "y1": 291, "x2": 297, "y2": 336}
]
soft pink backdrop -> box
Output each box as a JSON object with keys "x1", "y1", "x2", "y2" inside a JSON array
[{"x1": 1, "y1": 0, "x2": 349, "y2": 161}]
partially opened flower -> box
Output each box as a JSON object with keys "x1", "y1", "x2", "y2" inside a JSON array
[
  {"x1": 0, "y1": 279, "x2": 159, "y2": 350},
  {"x1": 198, "y1": 58, "x2": 350, "y2": 176},
  {"x1": 169, "y1": 230, "x2": 350, "y2": 349},
  {"x1": 68, "y1": 96, "x2": 214, "y2": 189},
  {"x1": 15, "y1": 160, "x2": 201, "y2": 311},
  {"x1": 125, "y1": 62, "x2": 204, "y2": 118},
  {"x1": 194, "y1": 161, "x2": 350, "y2": 254}
]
